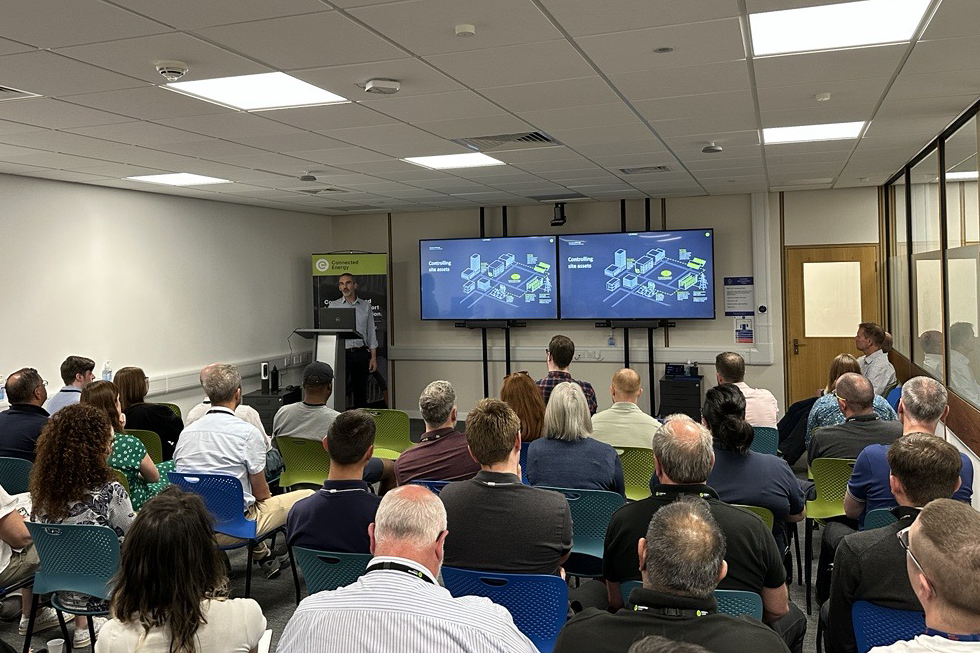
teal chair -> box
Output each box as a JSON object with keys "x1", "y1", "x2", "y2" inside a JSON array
[
  {"x1": 539, "y1": 487, "x2": 625, "y2": 578},
  {"x1": 0, "y1": 457, "x2": 32, "y2": 494},
  {"x1": 750, "y1": 427, "x2": 779, "y2": 455},
  {"x1": 714, "y1": 589, "x2": 764, "y2": 620},
  {"x1": 852, "y1": 600, "x2": 925, "y2": 653},
  {"x1": 293, "y1": 547, "x2": 371, "y2": 595},
  {"x1": 862, "y1": 508, "x2": 898, "y2": 530}
]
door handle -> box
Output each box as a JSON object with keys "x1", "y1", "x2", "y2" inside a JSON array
[{"x1": 793, "y1": 338, "x2": 807, "y2": 355}]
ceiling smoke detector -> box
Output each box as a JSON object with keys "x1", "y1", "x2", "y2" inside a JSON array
[
  {"x1": 455, "y1": 23, "x2": 476, "y2": 37},
  {"x1": 155, "y1": 60, "x2": 188, "y2": 82},
  {"x1": 702, "y1": 142, "x2": 723, "y2": 154},
  {"x1": 364, "y1": 79, "x2": 401, "y2": 95},
  {"x1": 299, "y1": 172, "x2": 317, "y2": 182}
]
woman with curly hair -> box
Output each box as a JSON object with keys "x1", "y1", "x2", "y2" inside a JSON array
[
  {"x1": 81, "y1": 380, "x2": 173, "y2": 511},
  {"x1": 96, "y1": 487, "x2": 266, "y2": 653},
  {"x1": 30, "y1": 403, "x2": 135, "y2": 649},
  {"x1": 114, "y1": 366, "x2": 184, "y2": 460}
]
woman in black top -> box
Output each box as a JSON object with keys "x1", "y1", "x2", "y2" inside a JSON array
[{"x1": 115, "y1": 366, "x2": 183, "y2": 459}]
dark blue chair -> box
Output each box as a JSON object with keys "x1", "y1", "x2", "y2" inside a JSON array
[
  {"x1": 750, "y1": 427, "x2": 779, "y2": 455},
  {"x1": 22, "y1": 523, "x2": 120, "y2": 653},
  {"x1": 539, "y1": 487, "x2": 625, "y2": 578},
  {"x1": 861, "y1": 508, "x2": 898, "y2": 531},
  {"x1": 442, "y1": 567, "x2": 568, "y2": 653},
  {"x1": 715, "y1": 589, "x2": 764, "y2": 620},
  {"x1": 409, "y1": 480, "x2": 449, "y2": 495},
  {"x1": 886, "y1": 386, "x2": 902, "y2": 411},
  {"x1": 519, "y1": 442, "x2": 530, "y2": 484},
  {"x1": 0, "y1": 457, "x2": 32, "y2": 495},
  {"x1": 852, "y1": 600, "x2": 925, "y2": 653},
  {"x1": 167, "y1": 472, "x2": 300, "y2": 602},
  {"x1": 292, "y1": 547, "x2": 370, "y2": 595}
]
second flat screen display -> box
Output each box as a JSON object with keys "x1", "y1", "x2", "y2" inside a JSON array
[{"x1": 558, "y1": 230, "x2": 715, "y2": 320}]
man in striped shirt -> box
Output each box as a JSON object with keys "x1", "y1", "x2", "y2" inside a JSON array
[{"x1": 277, "y1": 485, "x2": 537, "y2": 653}]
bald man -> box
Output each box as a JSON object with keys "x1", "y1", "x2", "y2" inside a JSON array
[
  {"x1": 185, "y1": 363, "x2": 269, "y2": 444},
  {"x1": 591, "y1": 369, "x2": 661, "y2": 450}
]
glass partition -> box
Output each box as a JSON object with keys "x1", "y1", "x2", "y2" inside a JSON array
[
  {"x1": 910, "y1": 150, "x2": 944, "y2": 378},
  {"x1": 888, "y1": 176, "x2": 910, "y2": 356}
]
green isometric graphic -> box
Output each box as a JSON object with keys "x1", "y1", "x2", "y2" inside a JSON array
[
  {"x1": 458, "y1": 250, "x2": 554, "y2": 310},
  {"x1": 600, "y1": 245, "x2": 709, "y2": 308}
]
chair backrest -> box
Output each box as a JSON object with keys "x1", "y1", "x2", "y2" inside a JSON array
[
  {"x1": 885, "y1": 386, "x2": 902, "y2": 410},
  {"x1": 862, "y1": 508, "x2": 898, "y2": 531},
  {"x1": 292, "y1": 547, "x2": 371, "y2": 594},
  {"x1": 111, "y1": 468, "x2": 130, "y2": 494},
  {"x1": 736, "y1": 504, "x2": 775, "y2": 530},
  {"x1": 539, "y1": 487, "x2": 625, "y2": 542},
  {"x1": 160, "y1": 402, "x2": 182, "y2": 419},
  {"x1": 519, "y1": 441, "x2": 530, "y2": 484},
  {"x1": 276, "y1": 436, "x2": 331, "y2": 489},
  {"x1": 852, "y1": 600, "x2": 925, "y2": 653},
  {"x1": 618, "y1": 447, "x2": 655, "y2": 501},
  {"x1": 811, "y1": 458, "x2": 857, "y2": 504},
  {"x1": 25, "y1": 522, "x2": 120, "y2": 600},
  {"x1": 620, "y1": 580, "x2": 642, "y2": 607},
  {"x1": 750, "y1": 427, "x2": 779, "y2": 455},
  {"x1": 364, "y1": 409, "x2": 413, "y2": 455},
  {"x1": 714, "y1": 589, "x2": 764, "y2": 620},
  {"x1": 125, "y1": 429, "x2": 163, "y2": 464},
  {"x1": 167, "y1": 472, "x2": 255, "y2": 540},
  {"x1": 0, "y1": 457, "x2": 32, "y2": 495},
  {"x1": 409, "y1": 480, "x2": 449, "y2": 494},
  {"x1": 442, "y1": 567, "x2": 568, "y2": 653}
]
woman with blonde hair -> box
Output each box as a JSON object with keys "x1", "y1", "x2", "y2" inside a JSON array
[
  {"x1": 806, "y1": 353, "x2": 898, "y2": 447},
  {"x1": 114, "y1": 366, "x2": 184, "y2": 460}
]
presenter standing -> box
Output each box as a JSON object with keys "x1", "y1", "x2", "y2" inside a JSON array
[{"x1": 327, "y1": 273, "x2": 378, "y2": 408}]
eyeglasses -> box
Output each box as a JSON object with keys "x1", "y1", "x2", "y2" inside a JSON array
[
  {"x1": 897, "y1": 526, "x2": 929, "y2": 584},
  {"x1": 833, "y1": 390, "x2": 845, "y2": 402}
]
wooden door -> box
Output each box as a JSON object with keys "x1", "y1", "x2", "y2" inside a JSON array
[{"x1": 785, "y1": 245, "x2": 880, "y2": 404}]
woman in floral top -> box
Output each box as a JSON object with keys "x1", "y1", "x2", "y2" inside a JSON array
[
  {"x1": 30, "y1": 403, "x2": 136, "y2": 648},
  {"x1": 805, "y1": 353, "x2": 898, "y2": 447},
  {"x1": 80, "y1": 381, "x2": 173, "y2": 510}
]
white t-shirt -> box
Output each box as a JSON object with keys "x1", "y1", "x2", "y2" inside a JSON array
[
  {"x1": 870, "y1": 635, "x2": 980, "y2": 652},
  {"x1": 0, "y1": 486, "x2": 30, "y2": 573},
  {"x1": 95, "y1": 597, "x2": 265, "y2": 653}
]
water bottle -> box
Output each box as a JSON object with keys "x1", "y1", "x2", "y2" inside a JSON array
[
  {"x1": 102, "y1": 361, "x2": 112, "y2": 382},
  {"x1": 271, "y1": 365, "x2": 280, "y2": 393}
]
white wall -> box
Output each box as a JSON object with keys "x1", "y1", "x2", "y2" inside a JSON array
[
  {"x1": 0, "y1": 174, "x2": 331, "y2": 415},
  {"x1": 784, "y1": 187, "x2": 880, "y2": 246}
]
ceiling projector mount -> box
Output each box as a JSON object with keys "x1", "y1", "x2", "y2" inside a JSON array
[
  {"x1": 299, "y1": 172, "x2": 318, "y2": 182},
  {"x1": 155, "y1": 60, "x2": 188, "y2": 82}
]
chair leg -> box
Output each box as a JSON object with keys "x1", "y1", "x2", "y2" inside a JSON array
[
  {"x1": 88, "y1": 613, "x2": 97, "y2": 650},
  {"x1": 21, "y1": 593, "x2": 39, "y2": 653},
  {"x1": 805, "y1": 518, "x2": 813, "y2": 615},
  {"x1": 287, "y1": 545, "x2": 301, "y2": 605},
  {"x1": 794, "y1": 523, "x2": 803, "y2": 586},
  {"x1": 55, "y1": 610, "x2": 70, "y2": 652},
  {"x1": 245, "y1": 541, "x2": 255, "y2": 598}
]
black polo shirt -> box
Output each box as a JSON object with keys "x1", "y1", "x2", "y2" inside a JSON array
[
  {"x1": 807, "y1": 413, "x2": 902, "y2": 466},
  {"x1": 0, "y1": 404, "x2": 49, "y2": 462},
  {"x1": 286, "y1": 480, "x2": 380, "y2": 553},
  {"x1": 554, "y1": 587, "x2": 790, "y2": 653},
  {"x1": 603, "y1": 483, "x2": 786, "y2": 591}
]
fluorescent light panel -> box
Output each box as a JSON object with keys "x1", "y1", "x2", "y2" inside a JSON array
[
  {"x1": 749, "y1": 0, "x2": 930, "y2": 56},
  {"x1": 126, "y1": 173, "x2": 230, "y2": 186},
  {"x1": 166, "y1": 72, "x2": 347, "y2": 111},
  {"x1": 945, "y1": 171, "x2": 978, "y2": 181},
  {"x1": 763, "y1": 121, "x2": 865, "y2": 144},
  {"x1": 403, "y1": 153, "x2": 506, "y2": 170}
]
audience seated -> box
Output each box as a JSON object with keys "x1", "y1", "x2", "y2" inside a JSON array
[
  {"x1": 173, "y1": 364, "x2": 313, "y2": 579},
  {"x1": 95, "y1": 487, "x2": 266, "y2": 653},
  {"x1": 30, "y1": 404, "x2": 135, "y2": 648},
  {"x1": 186, "y1": 362, "x2": 268, "y2": 439},
  {"x1": 947, "y1": 322, "x2": 980, "y2": 405},
  {"x1": 500, "y1": 371, "x2": 546, "y2": 444},
  {"x1": 81, "y1": 380, "x2": 172, "y2": 511},
  {"x1": 806, "y1": 355, "x2": 897, "y2": 448},
  {"x1": 287, "y1": 410, "x2": 381, "y2": 553},
  {"x1": 715, "y1": 352, "x2": 779, "y2": 428},
  {"x1": 440, "y1": 398, "x2": 572, "y2": 574},
  {"x1": 604, "y1": 415, "x2": 804, "y2": 653},
  {"x1": 919, "y1": 330, "x2": 944, "y2": 378},
  {"x1": 704, "y1": 384, "x2": 805, "y2": 553},
  {"x1": 278, "y1": 485, "x2": 536, "y2": 653},
  {"x1": 556, "y1": 497, "x2": 790, "y2": 653},
  {"x1": 273, "y1": 362, "x2": 340, "y2": 441},
  {"x1": 526, "y1": 382, "x2": 624, "y2": 494},
  {"x1": 394, "y1": 380, "x2": 479, "y2": 485},
  {"x1": 115, "y1": 366, "x2": 184, "y2": 460},
  {"x1": 45, "y1": 356, "x2": 95, "y2": 415},
  {"x1": 824, "y1": 434, "x2": 962, "y2": 653},
  {"x1": 536, "y1": 335, "x2": 598, "y2": 415},
  {"x1": 591, "y1": 369, "x2": 661, "y2": 449},
  {"x1": 629, "y1": 637, "x2": 712, "y2": 653},
  {"x1": 807, "y1": 373, "x2": 902, "y2": 466},
  {"x1": 844, "y1": 377, "x2": 973, "y2": 527},
  {"x1": 855, "y1": 322, "x2": 897, "y2": 396},
  {"x1": 868, "y1": 499, "x2": 980, "y2": 652},
  {"x1": 0, "y1": 369, "x2": 49, "y2": 462}
]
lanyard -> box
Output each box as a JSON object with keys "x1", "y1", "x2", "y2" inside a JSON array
[
  {"x1": 633, "y1": 605, "x2": 712, "y2": 617},
  {"x1": 366, "y1": 561, "x2": 434, "y2": 584},
  {"x1": 924, "y1": 629, "x2": 980, "y2": 642}
]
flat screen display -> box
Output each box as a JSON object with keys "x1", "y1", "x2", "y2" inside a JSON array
[
  {"x1": 558, "y1": 229, "x2": 715, "y2": 320},
  {"x1": 420, "y1": 236, "x2": 559, "y2": 320}
]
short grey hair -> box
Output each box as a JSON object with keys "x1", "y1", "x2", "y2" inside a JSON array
[
  {"x1": 202, "y1": 364, "x2": 241, "y2": 404},
  {"x1": 543, "y1": 382, "x2": 593, "y2": 441},
  {"x1": 373, "y1": 485, "x2": 447, "y2": 548},
  {"x1": 652, "y1": 414, "x2": 714, "y2": 484},
  {"x1": 629, "y1": 637, "x2": 711, "y2": 653},
  {"x1": 902, "y1": 376, "x2": 948, "y2": 424},
  {"x1": 644, "y1": 496, "x2": 726, "y2": 599},
  {"x1": 419, "y1": 380, "x2": 456, "y2": 425}
]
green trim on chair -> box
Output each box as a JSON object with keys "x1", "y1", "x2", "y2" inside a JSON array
[{"x1": 277, "y1": 436, "x2": 331, "y2": 489}]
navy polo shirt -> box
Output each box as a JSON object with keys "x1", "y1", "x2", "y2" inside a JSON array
[
  {"x1": 0, "y1": 404, "x2": 49, "y2": 462},
  {"x1": 286, "y1": 479, "x2": 381, "y2": 553}
]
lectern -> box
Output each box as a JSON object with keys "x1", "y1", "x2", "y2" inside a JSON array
[{"x1": 294, "y1": 309, "x2": 363, "y2": 411}]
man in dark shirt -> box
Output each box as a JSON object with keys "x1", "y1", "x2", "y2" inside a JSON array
[
  {"x1": 0, "y1": 369, "x2": 49, "y2": 462},
  {"x1": 394, "y1": 380, "x2": 479, "y2": 485},
  {"x1": 604, "y1": 415, "x2": 805, "y2": 653},
  {"x1": 536, "y1": 335, "x2": 598, "y2": 415},
  {"x1": 287, "y1": 410, "x2": 381, "y2": 553},
  {"x1": 807, "y1": 373, "x2": 902, "y2": 466},
  {"x1": 439, "y1": 398, "x2": 572, "y2": 574},
  {"x1": 556, "y1": 497, "x2": 789, "y2": 653},
  {"x1": 823, "y1": 433, "x2": 962, "y2": 653}
]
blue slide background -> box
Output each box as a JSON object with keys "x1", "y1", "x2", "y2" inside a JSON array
[
  {"x1": 558, "y1": 230, "x2": 715, "y2": 319},
  {"x1": 420, "y1": 236, "x2": 558, "y2": 320}
]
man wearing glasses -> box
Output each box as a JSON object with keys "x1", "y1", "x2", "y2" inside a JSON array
[{"x1": 0, "y1": 369, "x2": 49, "y2": 462}]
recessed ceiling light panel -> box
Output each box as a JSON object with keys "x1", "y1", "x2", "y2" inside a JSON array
[
  {"x1": 403, "y1": 153, "x2": 506, "y2": 170},
  {"x1": 944, "y1": 171, "x2": 978, "y2": 181},
  {"x1": 763, "y1": 121, "x2": 865, "y2": 144},
  {"x1": 165, "y1": 72, "x2": 348, "y2": 111},
  {"x1": 126, "y1": 173, "x2": 230, "y2": 186},
  {"x1": 749, "y1": 0, "x2": 930, "y2": 57}
]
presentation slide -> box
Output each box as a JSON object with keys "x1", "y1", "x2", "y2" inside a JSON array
[
  {"x1": 558, "y1": 230, "x2": 715, "y2": 320},
  {"x1": 420, "y1": 236, "x2": 558, "y2": 320}
]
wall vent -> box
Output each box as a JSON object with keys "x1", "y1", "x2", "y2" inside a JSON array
[
  {"x1": 0, "y1": 86, "x2": 41, "y2": 102},
  {"x1": 619, "y1": 165, "x2": 671, "y2": 175},
  {"x1": 452, "y1": 131, "x2": 561, "y2": 152}
]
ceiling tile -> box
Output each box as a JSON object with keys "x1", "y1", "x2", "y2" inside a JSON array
[
  {"x1": 264, "y1": 102, "x2": 399, "y2": 132},
  {"x1": 64, "y1": 87, "x2": 233, "y2": 120},
  {"x1": 482, "y1": 77, "x2": 621, "y2": 113},
  {"x1": 575, "y1": 140, "x2": 669, "y2": 158},
  {"x1": 0, "y1": 51, "x2": 144, "y2": 97},
  {"x1": 293, "y1": 58, "x2": 464, "y2": 100},
  {"x1": 757, "y1": 77, "x2": 889, "y2": 113},
  {"x1": 232, "y1": 131, "x2": 349, "y2": 153},
  {"x1": 548, "y1": 122, "x2": 653, "y2": 146},
  {"x1": 0, "y1": 120, "x2": 45, "y2": 136},
  {"x1": 362, "y1": 90, "x2": 503, "y2": 123},
  {"x1": 64, "y1": 121, "x2": 203, "y2": 146},
  {"x1": 425, "y1": 41, "x2": 595, "y2": 89},
  {"x1": 922, "y1": 0, "x2": 980, "y2": 40},
  {"x1": 154, "y1": 112, "x2": 302, "y2": 140},
  {"x1": 539, "y1": 0, "x2": 739, "y2": 37},
  {"x1": 887, "y1": 70, "x2": 980, "y2": 102},
  {"x1": 317, "y1": 123, "x2": 468, "y2": 157},
  {"x1": 0, "y1": 98, "x2": 132, "y2": 129},
  {"x1": 111, "y1": 0, "x2": 328, "y2": 30},
  {"x1": 206, "y1": 151, "x2": 322, "y2": 174},
  {"x1": 0, "y1": 37, "x2": 34, "y2": 56},
  {"x1": 650, "y1": 112, "x2": 759, "y2": 137},
  {"x1": 875, "y1": 95, "x2": 979, "y2": 120},
  {"x1": 520, "y1": 103, "x2": 637, "y2": 132},
  {"x1": 288, "y1": 147, "x2": 392, "y2": 166},
  {"x1": 760, "y1": 105, "x2": 872, "y2": 128},
  {"x1": 611, "y1": 60, "x2": 751, "y2": 101},
  {"x1": 149, "y1": 138, "x2": 267, "y2": 158},
  {"x1": 414, "y1": 114, "x2": 534, "y2": 139},
  {"x1": 633, "y1": 90, "x2": 755, "y2": 122},
  {"x1": 0, "y1": 130, "x2": 126, "y2": 155},
  {"x1": 903, "y1": 36, "x2": 980, "y2": 75},
  {"x1": 754, "y1": 44, "x2": 907, "y2": 88},
  {"x1": 0, "y1": 0, "x2": 169, "y2": 48}
]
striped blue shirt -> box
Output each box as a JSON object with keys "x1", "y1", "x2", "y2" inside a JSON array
[{"x1": 277, "y1": 556, "x2": 538, "y2": 653}]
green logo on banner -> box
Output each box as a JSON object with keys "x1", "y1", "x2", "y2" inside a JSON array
[{"x1": 312, "y1": 253, "x2": 388, "y2": 276}]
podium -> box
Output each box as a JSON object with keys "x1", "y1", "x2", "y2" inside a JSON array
[{"x1": 293, "y1": 317, "x2": 363, "y2": 411}]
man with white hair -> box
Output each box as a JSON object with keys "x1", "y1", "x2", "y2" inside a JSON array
[
  {"x1": 277, "y1": 485, "x2": 536, "y2": 653},
  {"x1": 185, "y1": 362, "x2": 268, "y2": 440}
]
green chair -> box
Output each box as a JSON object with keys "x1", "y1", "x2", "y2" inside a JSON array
[
  {"x1": 0, "y1": 457, "x2": 32, "y2": 494},
  {"x1": 750, "y1": 427, "x2": 779, "y2": 455},
  {"x1": 618, "y1": 447, "x2": 655, "y2": 501},
  {"x1": 111, "y1": 468, "x2": 130, "y2": 494},
  {"x1": 862, "y1": 508, "x2": 898, "y2": 530},
  {"x1": 160, "y1": 402, "x2": 182, "y2": 419},
  {"x1": 805, "y1": 457, "x2": 856, "y2": 613},
  {"x1": 736, "y1": 504, "x2": 775, "y2": 530},
  {"x1": 125, "y1": 429, "x2": 164, "y2": 464},
  {"x1": 277, "y1": 436, "x2": 331, "y2": 490},
  {"x1": 293, "y1": 547, "x2": 370, "y2": 595},
  {"x1": 365, "y1": 409, "x2": 413, "y2": 459}
]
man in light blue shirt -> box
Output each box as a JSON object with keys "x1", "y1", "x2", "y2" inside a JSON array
[
  {"x1": 45, "y1": 355, "x2": 95, "y2": 415},
  {"x1": 326, "y1": 273, "x2": 379, "y2": 408}
]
